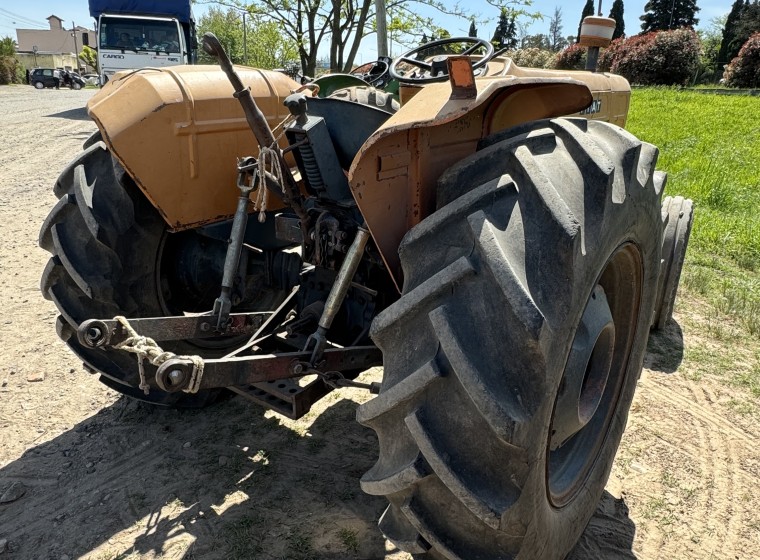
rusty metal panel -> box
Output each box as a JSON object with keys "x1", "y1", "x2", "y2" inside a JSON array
[
  {"x1": 349, "y1": 76, "x2": 595, "y2": 290},
  {"x1": 87, "y1": 65, "x2": 300, "y2": 230}
]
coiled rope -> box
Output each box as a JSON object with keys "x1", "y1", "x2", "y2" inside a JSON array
[{"x1": 112, "y1": 316, "x2": 205, "y2": 394}]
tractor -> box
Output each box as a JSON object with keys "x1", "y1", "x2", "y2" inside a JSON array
[{"x1": 39, "y1": 26, "x2": 693, "y2": 559}]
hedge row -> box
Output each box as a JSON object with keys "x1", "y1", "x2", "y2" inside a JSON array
[
  {"x1": 505, "y1": 29, "x2": 700, "y2": 85},
  {"x1": 514, "y1": 28, "x2": 760, "y2": 89}
]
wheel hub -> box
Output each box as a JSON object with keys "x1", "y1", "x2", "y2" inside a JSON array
[
  {"x1": 546, "y1": 243, "x2": 643, "y2": 508},
  {"x1": 550, "y1": 285, "x2": 615, "y2": 450}
]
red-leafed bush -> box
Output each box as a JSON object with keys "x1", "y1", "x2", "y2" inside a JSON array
[
  {"x1": 598, "y1": 37, "x2": 625, "y2": 72},
  {"x1": 601, "y1": 28, "x2": 700, "y2": 85},
  {"x1": 723, "y1": 32, "x2": 760, "y2": 88},
  {"x1": 554, "y1": 43, "x2": 586, "y2": 70}
]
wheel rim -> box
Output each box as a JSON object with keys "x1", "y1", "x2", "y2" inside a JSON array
[
  {"x1": 546, "y1": 242, "x2": 644, "y2": 507},
  {"x1": 154, "y1": 229, "x2": 287, "y2": 351}
]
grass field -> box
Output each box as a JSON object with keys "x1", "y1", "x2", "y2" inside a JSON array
[
  {"x1": 626, "y1": 88, "x2": 760, "y2": 336},
  {"x1": 626, "y1": 88, "x2": 760, "y2": 411}
]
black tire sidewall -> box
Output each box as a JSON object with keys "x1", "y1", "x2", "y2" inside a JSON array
[
  {"x1": 521, "y1": 203, "x2": 661, "y2": 555},
  {"x1": 43, "y1": 145, "x2": 223, "y2": 406}
]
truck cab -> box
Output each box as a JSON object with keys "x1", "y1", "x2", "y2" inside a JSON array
[{"x1": 88, "y1": 1, "x2": 196, "y2": 85}]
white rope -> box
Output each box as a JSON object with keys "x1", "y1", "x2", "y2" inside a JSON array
[
  {"x1": 250, "y1": 113, "x2": 295, "y2": 224},
  {"x1": 112, "y1": 316, "x2": 205, "y2": 394},
  {"x1": 270, "y1": 113, "x2": 295, "y2": 140},
  {"x1": 255, "y1": 144, "x2": 285, "y2": 223}
]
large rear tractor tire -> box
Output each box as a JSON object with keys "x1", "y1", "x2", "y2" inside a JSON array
[
  {"x1": 359, "y1": 118, "x2": 664, "y2": 559},
  {"x1": 39, "y1": 140, "x2": 257, "y2": 407}
]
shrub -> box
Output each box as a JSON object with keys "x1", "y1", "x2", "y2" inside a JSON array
[
  {"x1": 14, "y1": 60, "x2": 25, "y2": 83},
  {"x1": 723, "y1": 32, "x2": 760, "y2": 88},
  {"x1": 602, "y1": 28, "x2": 701, "y2": 85},
  {"x1": 506, "y1": 47, "x2": 555, "y2": 69},
  {"x1": 554, "y1": 43, "x2": 587, "y2": 70},
  {"x1": 598, "y1": 37, "x2": 625, "y2": 72},
  {"x1": 0, "y1": 56, "x2": 19, "y2": 85}
]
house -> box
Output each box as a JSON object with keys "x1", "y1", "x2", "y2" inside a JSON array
[{"x1": 15, "y1": 15, "x2": 95, "y2": 72}]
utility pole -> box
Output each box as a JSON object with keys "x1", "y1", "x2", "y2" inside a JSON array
[
  {"x1": 242, "y1": 11, "x2": 248, "y2": 64},
  {"x1": 375, "y1": 0, "x2": 388, "y2": 57},
  {"x1": 72, "y1": 21, "x2": 79, "y2": 71}
]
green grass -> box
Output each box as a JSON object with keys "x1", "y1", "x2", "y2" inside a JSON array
[
  {"x1": 338, "y1": 527, "x2": 360, "y2": 553},
  {"x1": 626, "y1": 88, "x2": 760, "y2": 335}
]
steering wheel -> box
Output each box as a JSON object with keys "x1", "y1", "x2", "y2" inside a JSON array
[
  {"x1": 389, "y1": 37, "x2": 494, "y2": 84},
  {"x1": 350, "y1": 58, "x2": 391, "y2": 88}
]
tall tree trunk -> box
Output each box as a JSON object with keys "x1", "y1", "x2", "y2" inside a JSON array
[{"x1": 342, "y1": 0, "x2": 372, "y2": 71}]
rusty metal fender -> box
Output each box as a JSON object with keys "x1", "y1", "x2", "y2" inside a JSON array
[
  {"x1": 87, "y1": 65, "x2": 300, "y2": 231},
  {"x1": 349, "y1": 76, "x2": 601, "y2": 291}
]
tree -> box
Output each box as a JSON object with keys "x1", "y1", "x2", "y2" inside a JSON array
[
  {"x1": 492, "y1": 8, "x2": 510, "y2": 48},
  {"x1": 207, "y1": 0, "x2": 538, "y2": 75},
  {"x1": 469, "y1": 19, "x2": 477, "y2": 38},
  {"x1": 0, "y1": 36, "x2": 18, "y2": 56},
  {"x1": 697, "y1": 15, "x2": 726, "y2": 82},
  {"x1": 79, "y1": 45, "x2": 98, "y2": 72},
  {"x1": 577, "y1": 0, "x2": 595, "y2": 42},
  {"x1": 506, "y1": 12, "x2": 519, "y2": 48},
  {"x1": 732, "y1": 1, "x2": 760, "y2": 60},
  {"x1": 640, "y1": 0, "x2": 700, "y2": 33},
  {"x1": 549, "y1": 6, "x2": 565, "y2": 51},
  {"x1": 0, "y1": 36, "x2": 21, "y2": 85},
  {"x1": 198, "y1": 6, "x2": 297, "y2": 69},
  {"x1": 492, "y1": 7, "x2": 518, "y2": 49},
  {"x1": 522, "y1": 33, "x2": 550, "y2": 49},
  {"x1": 719, "y1": 0, "x2": 749, "y2": 64},
  {"x1": 198, "y1": 6, "x2": 247, "y2": 64},
  {"x1": 609, "y1": 0, "x2": 625, "y2": 39}
]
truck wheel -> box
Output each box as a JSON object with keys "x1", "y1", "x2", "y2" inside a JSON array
[
  {"x1": 33, "y1": 81, "x2": 44, "y2": 89},
  {"x1": 359, "y1": 118, "x2": 663, "y2": 559},
  {"x1": 71, "y1": 82, "x2": 82, "y2": 90},
  {"x1": 652, "y1": 195, "x2": 693, "y2": 330},
  {"x1": 39, "y1": 141, "x2": 277, "y2": 407}
]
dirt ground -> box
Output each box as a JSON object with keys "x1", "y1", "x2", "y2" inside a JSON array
[{"x1": 0, "y1": 86, "x2": 758, "y2": 560}]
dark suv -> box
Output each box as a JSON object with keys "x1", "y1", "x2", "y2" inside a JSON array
[{"x1": 30, "y1": 68, "x2": 85, "y2": 90}]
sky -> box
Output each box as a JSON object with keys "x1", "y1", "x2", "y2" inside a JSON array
[{"x1": 0, "y1": 0, "x2": 733, "y2": 61}]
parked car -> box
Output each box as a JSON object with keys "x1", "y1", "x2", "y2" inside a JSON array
[
  {"x1": 82, "y1": 73, "x2": 100, "y2": 86},
  {"x1": 29, "y1": 68, "x2": 86, "y2": 90}
]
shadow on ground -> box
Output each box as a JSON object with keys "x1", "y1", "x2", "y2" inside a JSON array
[
  {"x1": 0, "y1": 389, "x2": 637, "y2": 559},
  {"x1": 45, "y1": 107, "x2": 91, "y2": 121},
  {"x1": 644, "y1": 320, "x2": 685, "y2": 374}
]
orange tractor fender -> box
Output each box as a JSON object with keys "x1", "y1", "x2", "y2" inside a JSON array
[{"x1": 349, "y1": 76, "x2": 604, "y2": 291}]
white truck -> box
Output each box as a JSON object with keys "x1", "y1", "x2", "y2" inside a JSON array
[{"x1": 88, "y1": 0, "x2": 196, "y2": 84}]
